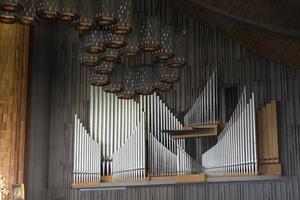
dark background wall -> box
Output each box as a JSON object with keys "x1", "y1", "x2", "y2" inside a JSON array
[{"x1": 26, "y1": 13, "x2": 300, "y2": 200}]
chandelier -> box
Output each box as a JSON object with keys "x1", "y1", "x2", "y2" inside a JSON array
[
  {"x1": 89, "y1": 70, "x2": 110, "y2": 87},
  {"x1": 79, "y1": 52, "x2": 99, "y2": 67},
  {"x1": 93, "y1": 0, "x2": 117, "y2": 28},
  {"x1": 59, "y1": 0, "x2": 78, "y2": 22},
  {"x1": 138, "y1": 17, "x2": 161, "y2": 52},
  {"x1": 0, "y1": 0, "x2": 188, "y2": 99},
  {"x1": 94, "y1": 61, "x2": 113, "y2": 74},
  {"x1": 36, "y1": 0, "x2": 59, "y2": 19},
  {"x1": 81, "y1": 29, "x2": 105, "y2": 54},
  {"x1": 74, "y1": 0, "x2": 94, "y2": 31},
  {"x1": 103, "y1": 32, "x2": 126, "y2": 49},
  {"x1": 20, "y1": 0, "x2": 37, "y2": 25},
  {"x1": 111, "y1": 0, "x2": 133, "y2": 35},
  {"x1": 158, "y1": 61, "x2": 180, "y2": 84},
  {"x1": 167, "y1": 32, "x2": 187, "y2": 68},
  {"x1": 0, "y1": 0, "x2": 22, "y2": 12},
  {"x1": 119, "y1": 27, "x2": 139, "y2": 57},
  {"x1": 103, "y1": 62, "x2": 124, "y2": 93},
  {"x1": 0, "y1": 0, "x2": 21, "y2": 23}
]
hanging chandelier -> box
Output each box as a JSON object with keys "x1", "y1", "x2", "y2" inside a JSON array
[
  {"x1": 74, "y1": 0, "x2": 94, "y2": 31},
  {"x1": 135, "y1": 64, "x2": 155, "y2": 95},
  {"x1": 104, "y1": 32, "x2": 126, "y2": 49},
  {"x1": 103, "y1": 62, "x2": 123, "y2": 93},
  {"x1": 36, "y1": 0, "x2": 59, "y2": 19},
  {"x1": 167, "y1": 32, "x2": 187, "y2": 68},
  {"x1": 0, "y1": 0, "x2": 22, "y2": 23},
  {"x1": 0, "y1": 0, "x2": 22, "y2": 13},
  {"x1": 79, "y1": 52, "x2": 99, "y2": 67},
  {"x1": 158, "y1": 61, "x2": 180, "y2": 84},
  {"x1": 111, "y1": 0, "x2": 133, "y2": 35},
  {"x1": 94, "y1": 61, "x2": 113, "y2": 74},
  {"x1": 154, "y1": 25, "x2": 175, "y2": 61},
  {"x1": 93, "y1": 0, "x2": 117, "y2": 28},
  {"x1": 81, "y1": 29, "x2": 105, "y2": 54},
  {"x1": 119, "y1": 27, "x2": 139, "y2": 57},
  {"x1": 89, "y1": 70, "x2": 110, "y2": 87},
  {"x1": 19, "y1": 0, "x2": 37, "y2": 25},
  {"x1": 99, "y1": 48, "x2": 119, "y2": 62},
  {"x1": 59, "y1": 0, "x2": 78, "y2": 22},
  {"x1": 0, "y1": 10, "x2": 17, "y2": 23},
  {"x1": 158, "y1": 82, "x2": 172, "y2": 92},
  {"x1": 118, "y1": 67, "x2": 136, "y2": 100},
  {"x1": 138, "y1": 17, "x2": 161, "y2": 52}
]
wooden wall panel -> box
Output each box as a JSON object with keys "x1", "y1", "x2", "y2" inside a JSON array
[{"x1": 0, "y1": 24, "x2": 30, "y2": 188}]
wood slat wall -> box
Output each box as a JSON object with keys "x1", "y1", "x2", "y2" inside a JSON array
[
  {"x1": 26, "y1": 14, "x2": 300, "y2": 200},
  {"x1": 0, "y1": 24, "x2": 30, "y2": 188}
]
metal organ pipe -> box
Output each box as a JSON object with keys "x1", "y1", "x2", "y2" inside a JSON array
[
  {"x1": 184, "y1": 69, "x2": 218, "y2": 126},
  {"x1": 74, "y1": 85, "x2": 200, "y2": 182},
  {"x1": 202, "y1": 88, "x2": 258, "y2": 176},
  {"x1": 73, "y1": 115, "x2": 101, "y2": 183}
]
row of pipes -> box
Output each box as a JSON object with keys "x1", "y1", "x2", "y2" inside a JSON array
[
  {"x1": 202, "y1": 88, "x2": 258, "y2": 175},
  {"x1": 73, "y1": 115, "x2": 102, "y2": 183},
  {"x1": 112, "y1": 114, "x2": 146, "y2": 181},
  {"x1": 184, "y1": 69, "x2": 218, "y2": 126}
]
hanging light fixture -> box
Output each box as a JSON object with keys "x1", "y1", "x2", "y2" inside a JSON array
[
  {"x1": 167, "y1": 32, "x2": 187, "y2": 68},
  {"x1": 74, "y1": 0, "x2": 94, "y2": 31},
  {"x1": 154, "y1": 25, "x2": 175, "y2": 60},
  {"x1": 158, "y1": 61, "x2": 180, "y2": 84},
  {"x1": 36, "y1": 0, "x2": 59, "y2": 19},
  {"x1": 0, "y1": 0, "x2": 22, "y2": 13},
  {"x1": 93, "y1": 0, "x2": 117, "y2": 28},
  {"x1": 19, "y1": 0, "x2": 37, "y2": 25},
  {"x1": 118, "y1": 57, "x2": 136, "y2": 99},
  {"x1": 111, "y1": 0, "x2": 133, "y2": 35},
  {"x1": 99, "y1": 48, "x2": 119, "y2": 62},
  {"x1": 94, "y1": 61, "x2": 113, "y2": 74},
  {"x1": 89, "y1": 70, "x2": 110, "y2": 87},
  {"x1": 59, "y1": 0, "x2": 78, "y2": 22},
  {"x1": 138, "y1": 17, "x2": 161, "y2": 52},
  {"x1": 134, "y1": 52, "x2": 155, "y2": 95},
  {"x1": 103, "y1": 62, "x2": 123, "y2": 93},
  {"x1": 135, "y1": 64, "x2": 155, "y2": 95},
  {"x1": 0, "y1": 0, "x2": 22, "y2": 23},
  {"x1": 81, "y1": 29, "x2": 105, "y2": 54},
  {"x1": 104, "y1": 32, "x2": 126, "y2": 49},
  {"x1": 119, "y1": 27, "x2": 139, "y2": 57},
  {"x1": 158, "y1": 82, "x2": 172, "y2": 92},
  {"x1": 118, "y1": 68, "x2": 136, "y2": 100},
  {"x1": 0, "y1": 10, "x2": 17, "y2": 23},
  {"x1": 152, "y1": 67, "x2": 172, "y2": 92},
  {"x1": 79, "y1": 52, "x2": 99, "y2": 67}
]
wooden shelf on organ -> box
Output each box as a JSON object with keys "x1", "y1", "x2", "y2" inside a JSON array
[{"x1": 162, "y1": 123, "x2": 224, "y2": 139}]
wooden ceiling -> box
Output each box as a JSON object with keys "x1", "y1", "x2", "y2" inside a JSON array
[{"x1": 169, "y1": 0, "x2": 300, "y2": 66}]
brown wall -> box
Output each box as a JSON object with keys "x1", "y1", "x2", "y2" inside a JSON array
[{"x1": 0, "y1": 24, "x2": 30, "y2": 188}]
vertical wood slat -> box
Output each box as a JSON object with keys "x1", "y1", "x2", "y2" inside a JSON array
[{"x1": 0, "y1": 23, "x2": 30, "y2": 187}]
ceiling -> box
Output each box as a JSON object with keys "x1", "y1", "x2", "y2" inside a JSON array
[{"x1": 169, "y1": 0, "x2": 300, "y2": 66}]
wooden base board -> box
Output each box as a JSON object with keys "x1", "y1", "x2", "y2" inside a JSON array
[
  {"x1": 259, "y1": 163, "x2": 282, "y2": 176},
  {"x1": 72, "y1": 174, "x2": 206, "y2": 189}
]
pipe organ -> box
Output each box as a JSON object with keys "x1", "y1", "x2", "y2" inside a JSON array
[
  {"x1": 72, "y1": 74, "x2": 281, "y2": 187},
  {"x1": 73, "y1": 115, "x2": 102, "y2": 183},
  {"x1": 184, "y1": 69, "x2": 218, "y2": 126},
  {"x1": 202, "y1": 88, "x2": 258, "y2": 175},
  {"x1": 73, "y1": 85, "x2": 199, "y2": 183},
  {"x1": 112, "y1": 114, "x2": 146, "y2": 181}
]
